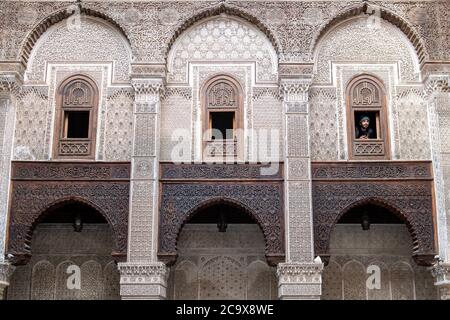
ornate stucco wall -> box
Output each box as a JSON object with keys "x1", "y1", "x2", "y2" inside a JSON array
[{"x1": 0, "y1": 0, "x2": 449, "y2": 299}]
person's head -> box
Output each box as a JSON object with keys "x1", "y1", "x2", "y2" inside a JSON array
[{"x1": 360, "y1": 116, "x2": 370, "y2": 129}]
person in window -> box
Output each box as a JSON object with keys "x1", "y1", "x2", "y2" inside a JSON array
[{"x1": 356, "y1": 116, "x2": 375, "y2": 139}]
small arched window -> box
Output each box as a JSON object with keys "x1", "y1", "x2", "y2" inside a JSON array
[
  {"x1": 346, "y1": 74, "x2": 390, "y2": 159},
  {"x1": 53, "y1": 75, "x2": 98, "y2": 159},
  {"x1": 202, "y1": 75, "x2": 243, "y2": 159}
]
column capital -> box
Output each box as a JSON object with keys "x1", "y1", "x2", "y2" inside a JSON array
[
  {"x1": 279, "y1": 78, "x2": 312, "y2": 113},
  {"x1": 0, "y1": 262, "x2": 15, "y2": 299},
  {"x1": 118, "y1": 262, "x2": 169, "y2": 300},
  {"x1": 131, "y1": 78, "x2": 165, "y2": 96},
  {"x1": 0, "y1": 73, "x2": 22, "y2": 96},
  {"x1": 279, "y1": 78, "x2": 312, "y2": 96},
  {"x1": 431, "y1": 260, "x2": 450, "y2": 299},
  {"x1": 424, "y1": 75, "x2": 450, "y2": 96},
  {"x1": 277, "y1": 261, "x2": 323, "y2": 300}
]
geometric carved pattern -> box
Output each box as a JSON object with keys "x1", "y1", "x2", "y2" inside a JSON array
[
  {"x1": 168, "y1": 16, "x2": 277, "y2": 84},
  {"x1": 390, "y1": 262, "x2": 414, "y2": 300},
  {"x1": 315, "y1": 17, "x2": 419, "y2": 84},
  {"x1": 13, "y1": 89, "x2": 49, "y2": 160},
  {"x1": 353, "y1": 141, "x2": 384, "y2": 156},
  {"x1": 396, "y1": 88, "x2": 431, "y2": 160},
  {"x1": 322, "y1": 256, "x2": 437, "y2": 300},
  {"x1": 199, "y1": 256, "x2": 246, "y2": 300},
  {"x1": 158, "y1": 163, "x2": 284, "y2": 266},
  {"x1": 160, "y1": 92, "x2": 192, "y2": 161},
  {"x1": 312, "y1": 161, "x2": 436, "y2": 266},
  {"x1": 367, "y1": 262, "x2": 390, "y2": 300},
  {"x1": 169, "y1": 224, "x2": 276, "y2": 300},
  {"x1": 104, "y1": 262, "x2": 120, "y2": 300},
  {"x1": 247, "y1": 261, "x2": 274, "y2": 300},
  {"x1": 30, "y1": 261, "x2": 55, "y2": 300},
  {"x1": 252, "y1": 91, "x2": 284, "y2": 161},
  {"x1": 309, "y1": 87, "x2": 338, "y2": 160},
  {"x1": 104, "y1": 90, "x2": 133, "y2": 161},
  {"x1": 7, "y1": 161, "x2": 130, "y2": 264},
  {"x1": 55, "y1": 260, "x2": 77, "y2": 300},
  {"x1": 26, "y1": 17, "x2": 131, "y2": 83},
  {"x1": 80, "y1": 261, "x2": 103, "y2": 300},
  {"x1": 173, "y1": 261, "x2": 198, "y2": 300},
  {"x1": 343, "y1": 261, "x2": 366, "y2": 300},
  {"x1": 321, "y1": 260, "x2": 342, "y2": 300},
  {"x1": 7, "y1": 222, "x2": 120, "y2": 300}
]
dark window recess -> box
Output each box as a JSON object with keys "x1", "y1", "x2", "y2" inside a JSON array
[
  {"x1": 354, "y1": 111, "x2": 378, "y2": 139},
  {"x1": 211, "y1": 112, "x2": 234, "y2": 140},
  {"x1": 65, "y1": 111, "x2": 90, "y2": 138}
]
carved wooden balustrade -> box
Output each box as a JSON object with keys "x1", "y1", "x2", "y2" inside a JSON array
[{"x1": 204, "y1": 139, "x2": 237, "y2": 158}]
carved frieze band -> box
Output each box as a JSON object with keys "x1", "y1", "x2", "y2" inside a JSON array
[
  {"x1": 312, "y1": 161, "x2": 432, "y2": 181},
  {"x1": 11, "y1": 161, "x2": 131, "y2": 180},
  {"x1": 7, "y1": 161, "x2": 130, "y2": 264},
  {"x1": 311, "y1": 161, "x2": 436, "y2": 266},
  {"x1": 160, "y1": 162, "x2": 283, "y2": 180}
]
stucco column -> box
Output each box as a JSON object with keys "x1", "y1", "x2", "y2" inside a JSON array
[
  {"x1": 425, "y1": 70, "x2": 450, "y2": 299},
  {"x1": 118, "y1": 76, "x2": 168, "y2": 300},
  {"x1": 0, "y1": 75, "x2": 19, "y2": 298},
  {"x1": 277, "y1": 71, "x2": 323, "y2": 299}
]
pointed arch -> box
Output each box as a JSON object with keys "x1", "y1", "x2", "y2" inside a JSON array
[{"x1": 311, "y1": 3, "x2": 427, "y2": 65}]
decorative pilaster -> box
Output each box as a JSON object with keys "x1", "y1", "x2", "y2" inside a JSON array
[
  {"x1": 424, "y1": 72, "x2": 450, "y2": 263},
  {"x1": 0, "y1": 74, "x2": 19, "y2": 266},
  {"x1": 423, "y1": 67, "x2": 450, "y2": 296},
  {"x1": 0, "y1": 262, "x2": 15, "y2": 299},
  {"x1": 431, "y1": 260, "x2": 450, "y2": 300},
  {"x1": 278, "y1": 67, "x2": 323, "y2": 299},
  {"x1": 119, "y1": 76, "x2": 169, "y2": 300}
]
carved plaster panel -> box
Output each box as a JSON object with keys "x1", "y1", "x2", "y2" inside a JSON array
[
  {"x1": 167, "y1": 16, "x2": 277, "y2": 84},
  {"x1": 26, "y1": 16, "x2": 131, "y2": 84}
]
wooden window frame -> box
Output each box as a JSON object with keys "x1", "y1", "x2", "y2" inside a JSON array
[
  {"x1": 346, "y1": 74, "x2": 391, "y2": 160},
  {"x1": 53, "y1": 75, "x2": 99, "y2": 160},
  {"x1": 201, "y1": 75, "x2": 244, "y2": 160}
]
